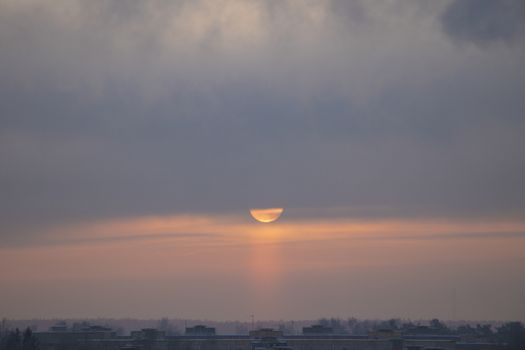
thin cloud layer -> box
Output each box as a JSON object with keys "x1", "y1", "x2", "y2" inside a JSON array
[{"x1": 1, "y1": 213, "x2": 525, "y2": 319}]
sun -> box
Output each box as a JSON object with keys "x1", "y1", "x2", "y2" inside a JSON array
[{"x1": 249, "y1": 208, "x2": 284, "y2": 223}]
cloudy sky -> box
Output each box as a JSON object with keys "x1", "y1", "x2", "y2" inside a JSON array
[{"x1": 1, "y1": 0, "x2": 525, "y2": 322}]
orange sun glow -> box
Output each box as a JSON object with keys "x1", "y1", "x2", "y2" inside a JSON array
[{"x1": 249, "y1": 208, "x2": 284, "y2": 223}]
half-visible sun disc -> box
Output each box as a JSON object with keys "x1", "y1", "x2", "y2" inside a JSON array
[{"x1": 249, "y1": 208, "x2": 284, "y2": 223}]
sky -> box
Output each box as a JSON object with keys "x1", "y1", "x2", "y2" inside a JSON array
[{"x1": 1, "y1": 0, "x2": 525, "y2": 322}]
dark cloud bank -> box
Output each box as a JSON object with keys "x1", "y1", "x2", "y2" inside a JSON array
[
  {"x1": 1, "y1": 0, "x2": 525, "y2": 235},
  {"x1": 442, "y1": 0, "x2": 525, "y2": 45}
]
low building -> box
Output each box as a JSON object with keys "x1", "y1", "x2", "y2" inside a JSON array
[
  {"x1": 131, "y1": 328, "x2": 166, "y2": 340},
  {"x1": 49, "y1": 321, "x2": 68, "y2": 332},
  {"x1": 185, "y1": 325, "x2": 216, "y2": 336},
  {"x1": 369, "y1": 329, "x2": 402, "y2": 339},
  {"x1": 250, "y1": 329, "x2": 283, "y2": 339},
  {"x1": 302, "y1": 324, "x2": 333, "y2": 335}
]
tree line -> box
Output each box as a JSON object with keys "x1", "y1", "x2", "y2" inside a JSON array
[{"x1": 0, "y1": 327, "x2": 39, "y2": 350}]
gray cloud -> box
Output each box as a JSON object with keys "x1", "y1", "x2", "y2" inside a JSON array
[
  {"x1": 441, "y1": 0, "x2": 525, "y2": 45},
  {"x1": 1, "y1": 0, "x2": 525, "y2": 235}
]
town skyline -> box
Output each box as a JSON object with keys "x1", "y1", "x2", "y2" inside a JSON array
[{"x1": 1, "y1": 0, "x2": 525, "y2": 324}]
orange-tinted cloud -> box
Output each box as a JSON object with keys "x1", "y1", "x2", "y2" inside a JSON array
[{"x1": 1, "y1": 212, "x2": 524, "y2": 319}]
